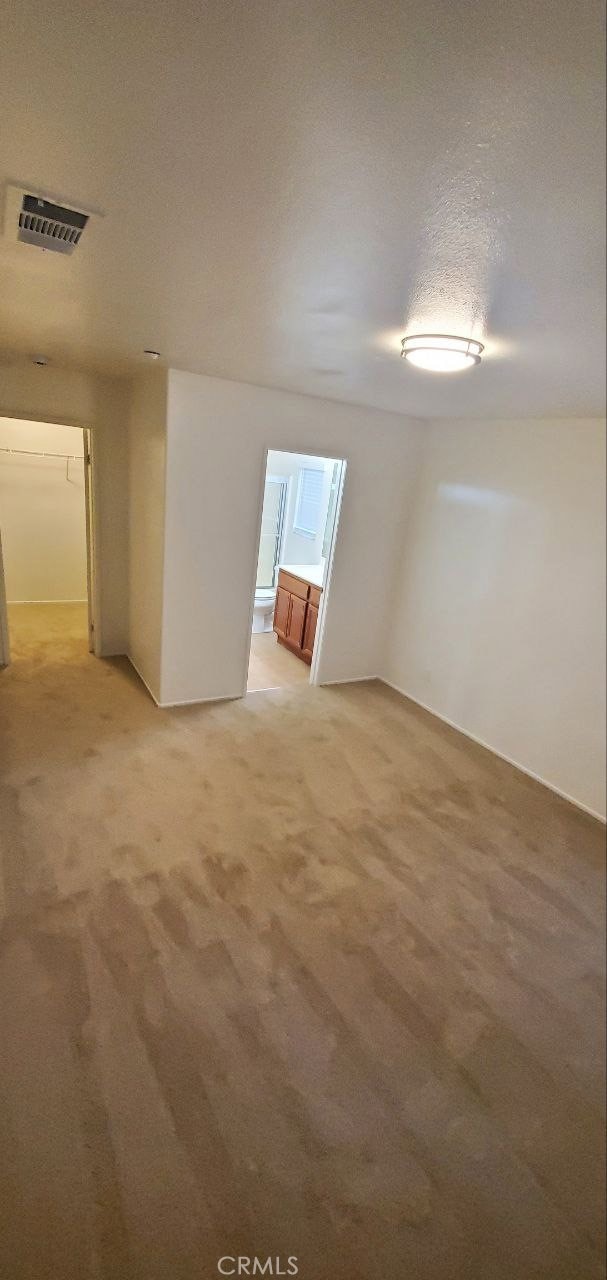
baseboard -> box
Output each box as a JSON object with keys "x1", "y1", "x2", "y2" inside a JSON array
[
  {"x1": 8, "y1": 597, "x2": 88, "y2": 604},
  {"x1": 318, "y1": 674, "x2": 379, "y2": 686},
  {"x1": 380, "y1": 678, "x2": 606, "y2": 824},
  {"x1": 128, "y1": 657, "x2": 240, "y2": 709},
  {"x1": 157, "y1": 693, "x2": 239, "y2": 708}
]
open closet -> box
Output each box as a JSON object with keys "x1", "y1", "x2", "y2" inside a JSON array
[{"x1": 0, "y1": 417, "x2": 94, "y2": 665}]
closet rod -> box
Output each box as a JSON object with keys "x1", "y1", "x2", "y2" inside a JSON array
[{"x1": 0, "y1": 446, "x2": 84, "y2": 461}]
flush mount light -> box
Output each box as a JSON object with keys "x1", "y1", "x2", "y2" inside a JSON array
[
  {"x1": 143, "y1": 349, "x2": 161, "y2": 360},
  {"x1": 401, "y1": 334, "x2": 484, "y2": 373}
]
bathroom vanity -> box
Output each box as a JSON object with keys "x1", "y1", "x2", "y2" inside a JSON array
[{"x1": 273, "y1": 566, "x2": 323, "y2": 664}]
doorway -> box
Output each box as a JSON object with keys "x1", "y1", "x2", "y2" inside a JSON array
[
  {"x1": 0, "y1": 417, "x2": 95, "y2": 668},
  {"x1": 246, "y1": 448, "x2": 346, "y2": 692}
]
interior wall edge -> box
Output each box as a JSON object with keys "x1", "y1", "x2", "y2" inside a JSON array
[
  {"x1": 127, "y1": 654, "x2": 162, "y2": 706},
  {"x1": 378, "y1": 427, "x2": 429, "y2": 678},
  {"x1": 380, "y1": 677, "x2": 607, "y2": 824},
  {"x1": 127, "y1": 366, "x2": 169, "y2": 697}
]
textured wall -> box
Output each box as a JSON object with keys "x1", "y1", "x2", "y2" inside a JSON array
[
  {"x1": 160, "y1": 371, "x2": 422, "y2": 704},
  {"x1": 385, "y1": 417, "x2": 607, "y2": 818}
]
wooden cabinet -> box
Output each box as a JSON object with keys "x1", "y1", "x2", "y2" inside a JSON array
[
  {"x1": 287, "y1": 594, "x2": 307, "y2": 649},
  {"x1": 301, "y1": 602, "x2": 318, "y2": 661},
  {"x1": 277, "y1": 571, "x2": 308, "y2": 602},
  {"x1": 273, "y1": 585, "x2": 291, "y2": 639},
  {"x1": 273, "y1": 569, "x2": 322, "y2": 665}
]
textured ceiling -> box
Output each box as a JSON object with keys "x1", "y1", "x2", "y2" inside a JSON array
[{"x1": 0, "y1": 0, "x2": 605, "y2": 418}]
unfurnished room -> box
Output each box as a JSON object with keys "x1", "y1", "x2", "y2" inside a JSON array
[{"x1": 0, "y1": 3, "x2": 605, "y2": 1279}]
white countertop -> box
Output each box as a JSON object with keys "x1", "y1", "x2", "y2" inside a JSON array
[{"x1": 279, "y1": 562, "x2": 325, "y2": 588}]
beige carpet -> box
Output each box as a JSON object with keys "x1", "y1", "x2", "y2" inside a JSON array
[{"x1": 0, "y1": 603, "x2": 605, "y2": 1280}]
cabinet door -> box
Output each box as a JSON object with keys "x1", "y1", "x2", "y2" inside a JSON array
[
  {"x1": 302, "y1": 602, "x2": 318, "y2": 661},
  {"x1": 273, "y1": 586, "x2": 291, "y2": 637},
  {"x1": 278, "y1": 570, "x2": 309, "y2": 601},
  {"x1": 286, "y1": 594, "x2": 306, "y2": 650}
]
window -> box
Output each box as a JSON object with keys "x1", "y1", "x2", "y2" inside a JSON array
[{"x1": 294, "y1": 467, "x2": 324, "y2": 539}]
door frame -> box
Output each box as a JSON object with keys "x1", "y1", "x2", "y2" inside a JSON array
[
  {"x1": 243, "y1": 445, "x2": 347, "y2": 694},
  {"x1": 308, "y1": 456, "x2": 346, "y2": 686},
  {"x1": 0, "y1": 414, "x2": 99, "y2": 660},
  {"x1": 0, "y1": 530, "x2": 9, "y2": 667},
  {"x1": 82, "y1": 427, "x2": 97, "y2": 653}
]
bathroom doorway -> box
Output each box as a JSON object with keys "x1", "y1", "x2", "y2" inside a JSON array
[{"x1": 246, "y1": 448, "x2": 346, "y2": 692}]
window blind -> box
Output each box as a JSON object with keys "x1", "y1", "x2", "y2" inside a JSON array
[{"x1": 294, "y1": 467, "x2": 324, "y2": 537}]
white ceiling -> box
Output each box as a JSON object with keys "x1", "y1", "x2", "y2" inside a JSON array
[{"x1": 0, "y1": 0, "x2": 605, "y2": 418}]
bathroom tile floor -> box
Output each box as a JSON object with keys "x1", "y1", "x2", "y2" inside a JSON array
[{"x1": 247, "y1": 630, "x2": 310, "y2": 691}]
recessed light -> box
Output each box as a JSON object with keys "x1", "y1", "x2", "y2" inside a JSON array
[
  {"x1": 143, "y1": 349, "x2": 161, "y2": 360},
  {"x1": 401, "y1": 334, "x2": 484, "y2": 373}
]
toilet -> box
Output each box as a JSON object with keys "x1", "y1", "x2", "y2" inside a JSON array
[{"x1": 252, "y1": 587, "x2": 276, "y2": 632}]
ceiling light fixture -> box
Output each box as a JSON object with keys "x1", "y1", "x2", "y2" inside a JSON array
[
  {"x1": 401, "y1": 333, "x2": 484, "y2": 373},
  {"x1": 143, "y1": 349, "x2": 161, "y2": 360}
]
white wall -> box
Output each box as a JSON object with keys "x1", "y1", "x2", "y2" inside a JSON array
[
  {"x1": 385, "y1": 418, "x2": 607, "y2": 819},
  {"x1": 0, "y1": 360, "x2": 130, "y2": 654},
  {"x1": 0, "y1": 418, "x2": 87, "y2": 601},
  {"x1": 128, "y1": 368, "x2": 168, "y2": 701},
  {"x1": 266, "y1": 449, "x2": 335, "y2": 567},
  {"x1": 160, "y1": 371, "x2": 422, "y2": 705},
  {"x1": 7, "y1": 360, "x2": 596, "y2": 822}
]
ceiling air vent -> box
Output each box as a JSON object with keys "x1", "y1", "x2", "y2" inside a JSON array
[
  {"x1": 18, "y1": 194, "x2": 89, "y2": 255},
  {"x1": 3, "y1": 184, "x2": 102, "y2": 254}
]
